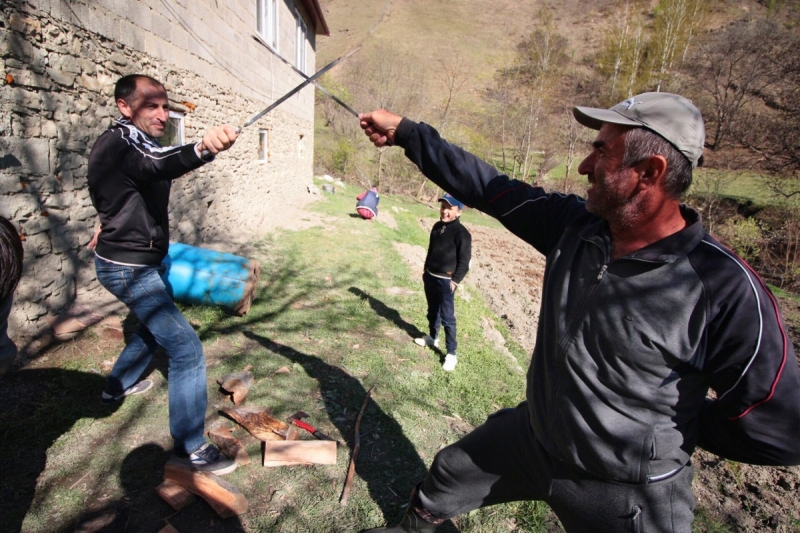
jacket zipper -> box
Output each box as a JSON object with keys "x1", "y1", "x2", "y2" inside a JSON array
[{"x1": 557, "y1": 263, "x2": 608, "y2": 352}]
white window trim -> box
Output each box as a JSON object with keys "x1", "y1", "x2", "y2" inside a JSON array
[
  {"x1": 257, "y1": 0, "x2": 279, "y2": 52},
  {"x1": 167, "y1": 110, "x2": 185, "y2": 146},
  {"x1": 295, "y1": 11, "x2": 307, "y2": 74},
  {"x1": 258, "y1": 129, "x2": 270, "y2": 162}
]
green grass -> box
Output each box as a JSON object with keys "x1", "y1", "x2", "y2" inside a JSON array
[{"x1": 2, "y1": 180, "x2": 550, "y2": 532}]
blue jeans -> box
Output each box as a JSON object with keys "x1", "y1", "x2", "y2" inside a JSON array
[
  {"x1": 95, "y1": 256, "x2": 207, "y2": 455},
  {"x1": 423, "y1": 271, "x2": 457, "y2": 355}
]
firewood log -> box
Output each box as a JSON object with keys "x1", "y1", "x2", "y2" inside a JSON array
[
  {"x1": 156, "y1": 480, "x2": 196, "y2": 510},
  {"x1": 208, "y1": 426, "x2": 251, "y2": 466},
  {"x1": 217, "y1": 365, "x2": 254, "y2": 405},
  {"x1": 164, "y1": 459, "x2": 248, "y2": 518},
  {"x1": 220, "y1": 405, "x2": 290, "y2": 440}
]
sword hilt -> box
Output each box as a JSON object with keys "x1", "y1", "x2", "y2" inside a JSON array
[{"x1": 200, "y1": 126, "x2": 243, "y2": 160}]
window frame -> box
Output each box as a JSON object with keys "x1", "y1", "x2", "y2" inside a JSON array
[
  {"x1": 257, "y1": 0, "x2": 279, "y2": 51},
  {"x1": 295, "y1": 10, "x2": 307, "y2": 73},
  {"x1": 162, "y1": 110, "x2": 185, "y2": 147}
]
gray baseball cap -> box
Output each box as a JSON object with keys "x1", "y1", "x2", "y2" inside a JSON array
[{"x1": 573, "y1": 92, "x2": 705, "y2": 168}]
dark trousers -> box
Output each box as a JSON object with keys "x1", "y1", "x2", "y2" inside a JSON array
[
  {"x1": 422, "y1": 271, "x2": 457, "y2": 354},
  {"x1": 416, "y1": 402, "x2": 696, "y2": 533}
]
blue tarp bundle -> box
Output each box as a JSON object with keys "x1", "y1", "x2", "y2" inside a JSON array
[{"x1": 161, "y1": 242, "x2": 260, "y2": 316}]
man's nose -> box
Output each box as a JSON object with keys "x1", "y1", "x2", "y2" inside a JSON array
[
  {"x1": 577, "y1": 154, "x2": 593, "y2": 175},
  {"x1": 158, "y1": 107, "x2": 169, "y2": 122}
]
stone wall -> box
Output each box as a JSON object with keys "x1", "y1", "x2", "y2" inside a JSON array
[{"x1": 0, "y1": 0, "x2": 320, "y2": 350}]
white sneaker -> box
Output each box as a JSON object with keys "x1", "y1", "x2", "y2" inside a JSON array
[
  {"x1": 414, "y1": 336, "x2": 439, "y2": 348},
  {"x1": 442, "y1": 354, "x2": 458, "y2": 371}
]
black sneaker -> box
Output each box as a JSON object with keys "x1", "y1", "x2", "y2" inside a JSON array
[
  {"x1": 101, "y1": 379, "x2": 154, "y2": 404},
  {"x1": 189, "y1": 443, "x2": 237, "y2": 475}
]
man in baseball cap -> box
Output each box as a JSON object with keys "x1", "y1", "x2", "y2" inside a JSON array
[{"x1": 358, "y1": 95, "x2": 800, "y2": 533}]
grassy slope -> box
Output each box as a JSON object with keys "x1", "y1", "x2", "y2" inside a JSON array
[{"x1": 5, "y1": 181, "x2": 560, "y2": 532}]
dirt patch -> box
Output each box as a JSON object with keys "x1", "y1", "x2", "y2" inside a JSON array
[
  {"x1": 480, "y1": 316, "x2": 524, "y2": 374},
  {"x1": 376, "y1": 210, "x2": 398, "y2": 229}
]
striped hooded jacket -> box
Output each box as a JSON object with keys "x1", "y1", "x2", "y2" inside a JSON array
[
  {"x1": 395, "y1": 118, "x2": 800, "y2": 483},
  {"x1": 88, "y1": 118, "x2": 207, "y2": 265}
]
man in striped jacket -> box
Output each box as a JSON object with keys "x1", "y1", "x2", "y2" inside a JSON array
[
  {"x1": 88, "y1": 74, "x2": 238, "y2": 475},
  {"x1": 359, "y1": 93, "x2": 800, "y2": 532}
]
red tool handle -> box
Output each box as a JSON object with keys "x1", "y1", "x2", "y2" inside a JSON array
[{"x1": 292, "y1": 419, "x2": 316, "y2": 433}]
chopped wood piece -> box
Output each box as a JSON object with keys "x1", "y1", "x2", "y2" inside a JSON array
[
  {"x1": 262, "y1": 440, "x2": 337, "y2": 467},
  {"x1": 156, "y1": 479, "x2": 197, "y2": 510},
  {"x1": 221, "y1": 406, "x2": 290, "y2": 440},
  {"x1": 158, "y1": 524, "x2": 180, "y2": 533},
  {"x1": 217, "y1": 365, "x2": 254, "y2": 405},
  {"x1": 164, "y1": 459, "x2": 248, "y2": 518},
  {"x1": 208, "y1": 427, "x2": 251, "y2": 466},
  {"x1": 340, "y1": 385, "x2": 375, "y2": 506}
]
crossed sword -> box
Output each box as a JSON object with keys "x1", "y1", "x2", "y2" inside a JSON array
[{"x1": 201, "y1": 46, "x2": 360, "y2": 158}]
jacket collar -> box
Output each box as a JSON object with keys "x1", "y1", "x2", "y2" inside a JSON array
[
  {"x1": 113, "y1": 117, "x2": 163, "y2": 147},
  {"x1": 580, "y1": 205, "x2": 705, "y2": 263}
]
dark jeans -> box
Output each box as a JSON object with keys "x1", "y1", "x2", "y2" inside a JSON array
[
  {"x1": 94, "y1": 256, "x2": 207, "y2": 455},
  {"x1": 417, "y1": 402, "x2": 696, "y2": 533},
  {"x1": 422, "y1": 271, "x2": 457, "y2": 354}
]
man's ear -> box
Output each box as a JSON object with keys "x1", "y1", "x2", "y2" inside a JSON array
[
  {"x1": 116, "y1": 98, "x2": 132, "y2": 119},
  {"x1": 638, "y1": 155, "x2": 667, "y2": 190}
]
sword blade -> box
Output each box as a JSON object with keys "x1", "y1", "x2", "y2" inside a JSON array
[
  {"x1": 261, "y1": 41, "x2": 359, "y2": 117},
  {"x1": 242, "y1": 46, "x2": 361, "y2": 128}
]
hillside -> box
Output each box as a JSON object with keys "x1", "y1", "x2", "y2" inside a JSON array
[{"x1": 315, "y1": 0, "x2": 767, "y2": 109}]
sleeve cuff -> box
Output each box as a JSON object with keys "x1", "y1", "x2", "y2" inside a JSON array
[{"x1": 394, "y1": 118, "x2": 417, "y2": 148}]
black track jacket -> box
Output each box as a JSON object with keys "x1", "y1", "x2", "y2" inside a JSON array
[
  {"x1": 395, "y1": 118, "x2": 800, "y2": 483},
  {"x1": 88, "y1": 118, "x2": 207, "y2": 265},
  {"x1": 425, "y1": 218, "x2": 471, "y2": 284}
]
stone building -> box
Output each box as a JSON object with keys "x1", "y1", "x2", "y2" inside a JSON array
[{"x1": 0, "y1": 0, "x2": 329, "y2": 352}]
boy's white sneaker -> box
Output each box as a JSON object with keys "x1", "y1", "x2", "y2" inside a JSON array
[
  {"x1": 414, "y1": 336, "x2": 439, "y2": 348},
  {"x1": 442, "y1": 354, "x2": 458, "y2": 371}
]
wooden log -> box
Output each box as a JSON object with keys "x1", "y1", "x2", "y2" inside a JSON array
[
  {"x1": 340, "y1": 385, "x2": 375, "y2": 506},
  {"x1": 262, "y1": 440, "x2": 337, "y2": 467},
  {"x1": 217, "y1": 365, "x2": 254, "y2": 405},
  {"x1": 221, "y1": 406, "x2": 290, "y2": 440},
  {"x1": 156, "y1": 479, "x2": 197, "y2": 510},
  {"x1": 164, "y1": 459, "x2": 248, "y2": 518},
  {"x1": 208, "y1": 426, "x2": 251, "y2": 466}
]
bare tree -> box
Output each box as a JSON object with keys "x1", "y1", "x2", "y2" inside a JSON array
[
  {"x1": 558, "y1": 106, "x2": 588, "y2": 192},
  {"x1": 648, "y1": 0, "x2": 705, "y2": 92},
  {"x1": 687, "y1": 18, "x2": 787, "y2": 151},
  {"x1": 435, "y1": 53, "x2": 469, "y2": 134},
  {"x1": 513, "y1": 14, "x2": 569, "y2": 181}
]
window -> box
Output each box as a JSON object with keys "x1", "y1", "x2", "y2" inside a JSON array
[
  {"x1": 295, "y1": 12, "x2": 307, "y2": 73},
  {"x1": 257, "y1": 0, "x2": 279, "y2": 51},
  {"x1": 258, "y1": 129, "x2": 270, "y2": 161},
  {"x1": 162, "y1": 111, "x2": 185, "y2": 146}
]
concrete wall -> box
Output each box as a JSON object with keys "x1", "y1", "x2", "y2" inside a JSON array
[{"x1": 0, "y1": 0, "x2": 321, "y2": 351}]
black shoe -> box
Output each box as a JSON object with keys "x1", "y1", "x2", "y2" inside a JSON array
[
  {"x1": 101, "y1": 379, "x2": 153, "y2": 404},
  {"x1": 188, "y1": 443, "x2": 237, "y2": 475}
]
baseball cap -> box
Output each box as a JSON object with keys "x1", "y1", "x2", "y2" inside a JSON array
[
  {"x1": 573, "y1": 92, "x2": 705, "y2": 168},
  {"x1": 438, "y1": 193, "x2": 465, "y2": 210}
]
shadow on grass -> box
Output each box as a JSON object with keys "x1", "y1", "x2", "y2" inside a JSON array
[
  {"x1": 0, "y1": 368, "x2": 123, "y2": 532},
  {"x1": 348, "y1": 287, "x2": 426, "y2": 341},
  {"x1": 242, "y1": 331, "x2": 434, "y2": 525},
  {"x1": 66, "y1": 443, "x2": 245, "y2": 533}
]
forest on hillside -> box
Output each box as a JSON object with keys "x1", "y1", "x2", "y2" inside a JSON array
[{"x1": 314, "y1": 0, "x2": 800, "y2": 291}]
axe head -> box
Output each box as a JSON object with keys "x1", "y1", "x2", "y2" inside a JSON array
[{"x1": 287, "y1": 410, "x2": 309, "y2": 423}]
